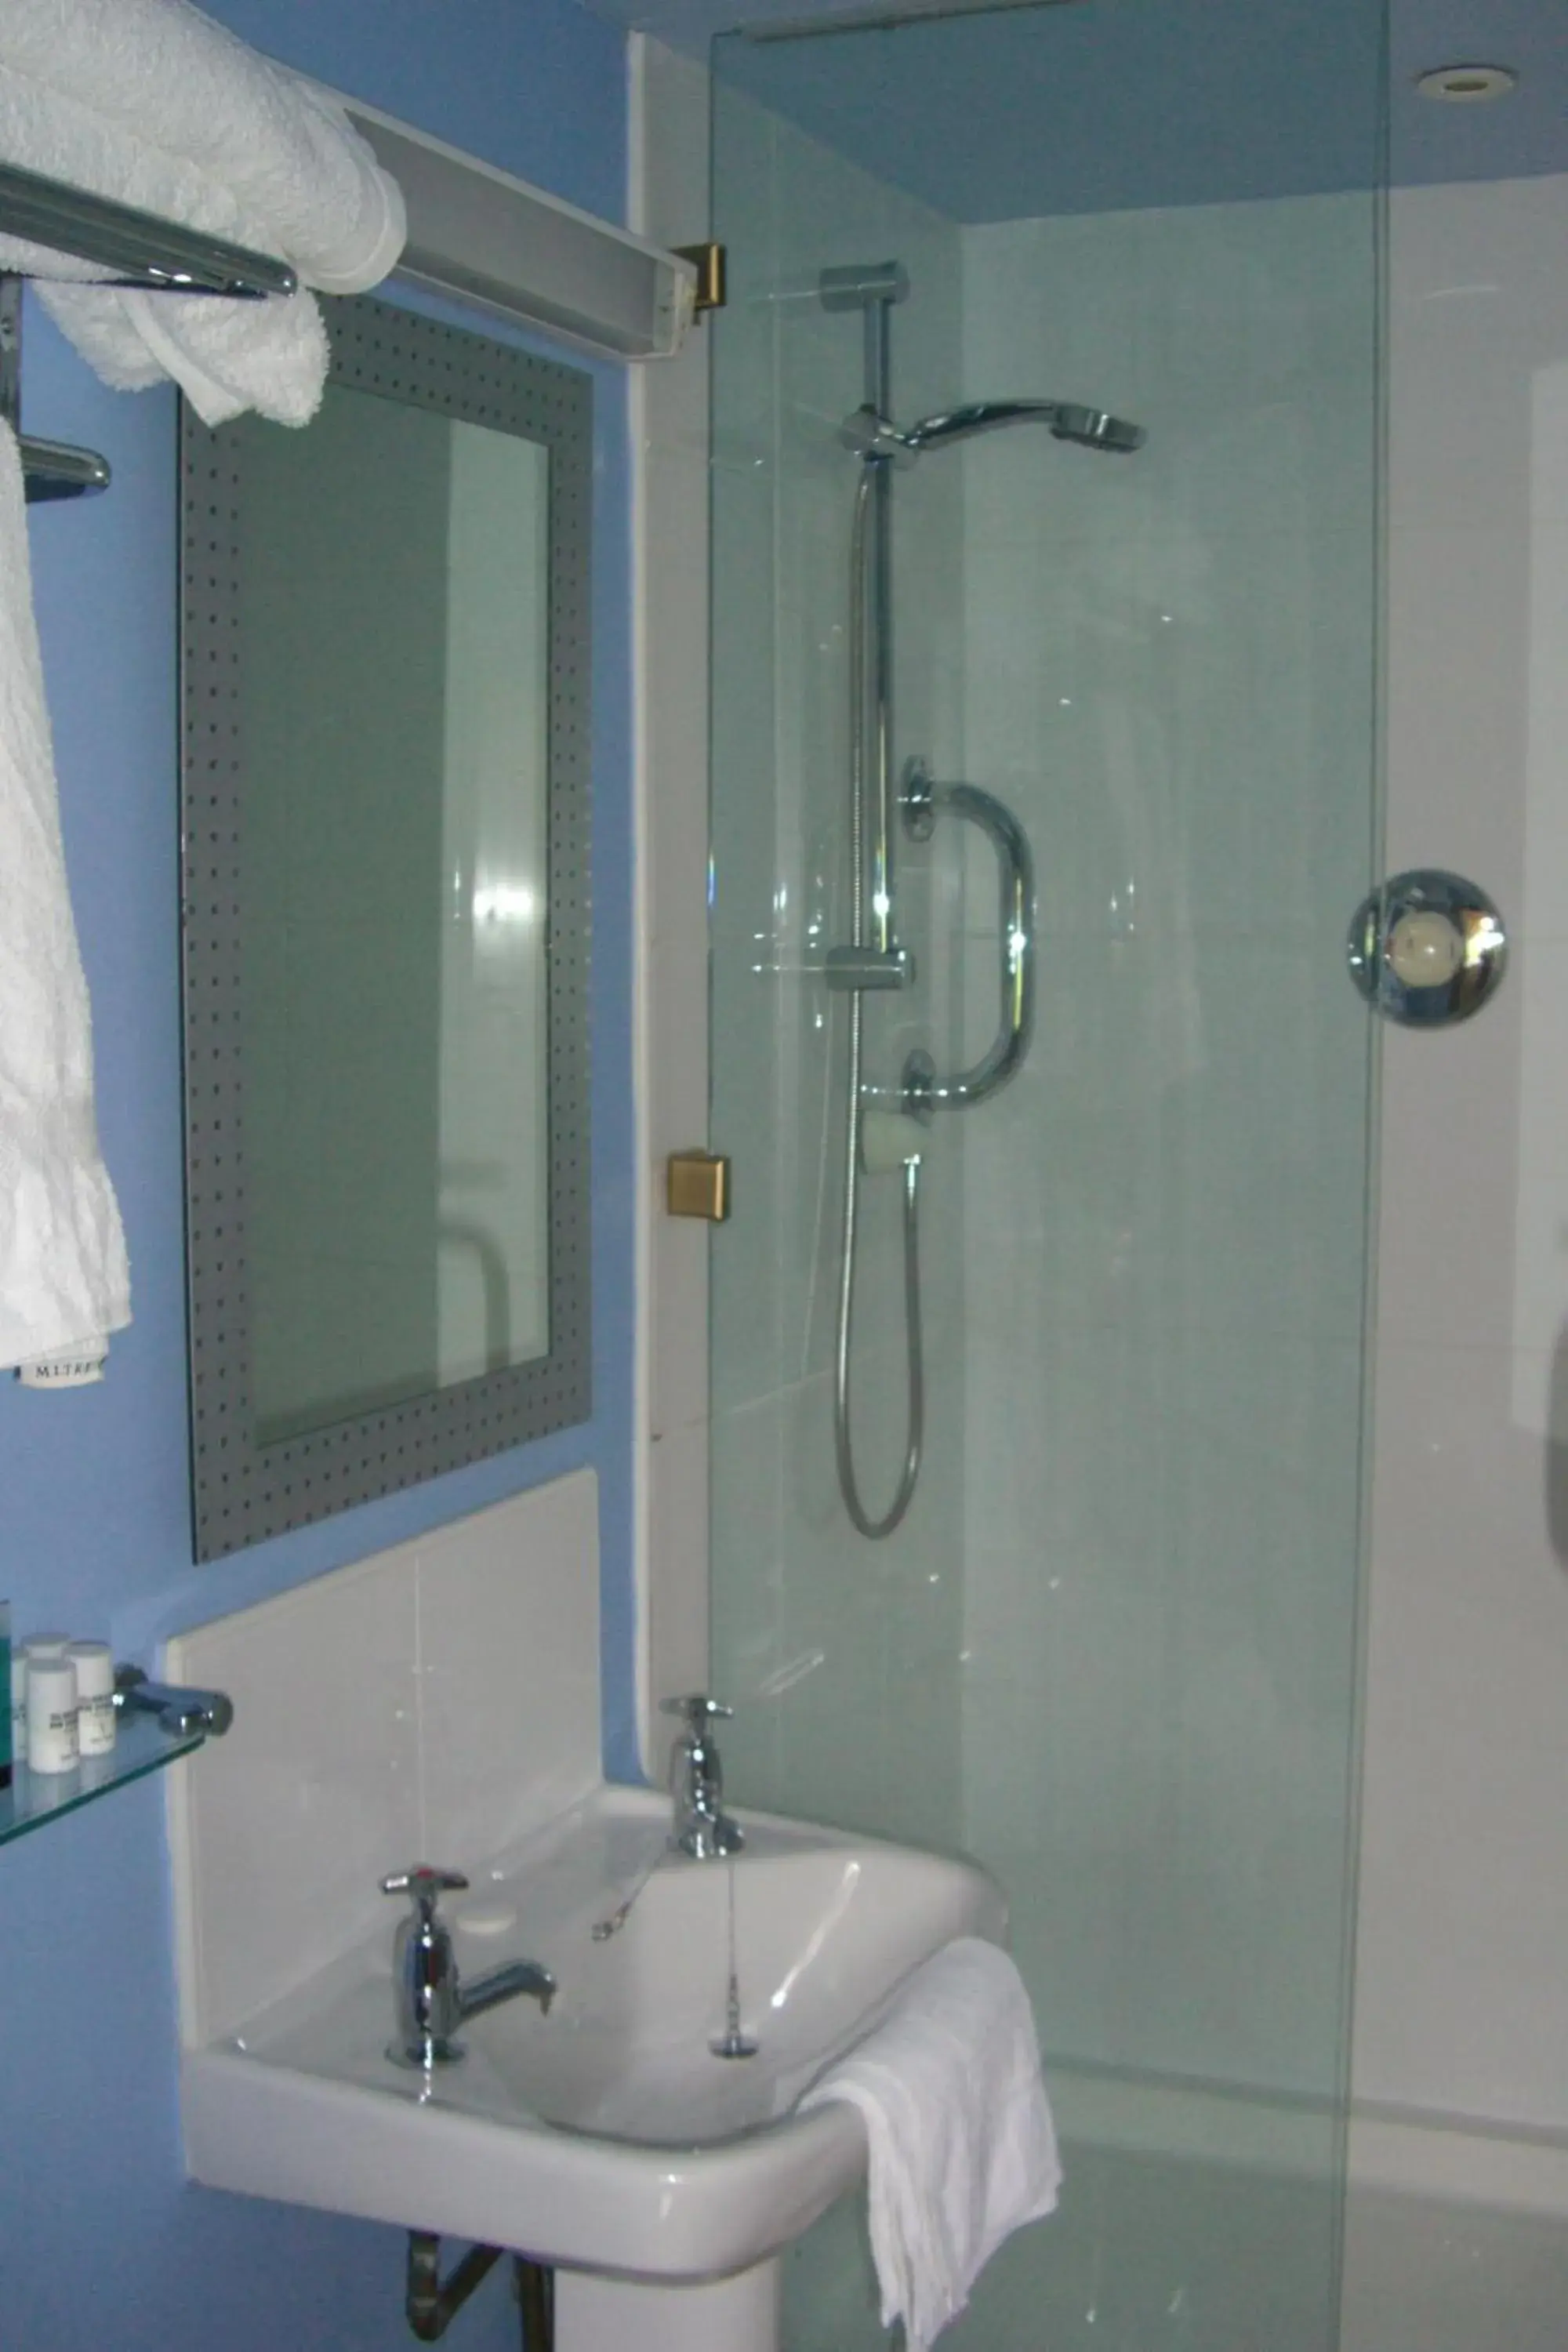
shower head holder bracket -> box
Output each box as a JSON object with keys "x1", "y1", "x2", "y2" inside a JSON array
[
  {"x1": 900, "y1": 1049, "x2": 937, "y2": 1122},
  {"x1": 900, "y1": 756, "x2": 937, "y2": 842}
]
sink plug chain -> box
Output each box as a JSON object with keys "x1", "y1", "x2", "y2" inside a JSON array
[
  {"x1": 710, "y1": 1858, "x2": 758, "y2": 2060},
  {"x1": 590, "y1": 1838, "x2": 671, "y2": 1940}
]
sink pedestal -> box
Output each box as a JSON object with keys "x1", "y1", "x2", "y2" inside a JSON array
[{"x1": 555, "y1": 2256, "x2": 782, "y2": 2352}]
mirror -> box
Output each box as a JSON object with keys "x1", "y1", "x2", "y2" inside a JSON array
[
  {"x1": 180, "y1": 295, "x2": 592, "y2": 1559},
  {"x1": 238, "y1": 390, "x2": 551, "y2": 1439}
]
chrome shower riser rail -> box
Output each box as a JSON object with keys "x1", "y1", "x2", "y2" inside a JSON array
[{"x1": 821, "y1": 262, "x2": 1139, "y2": 1538}]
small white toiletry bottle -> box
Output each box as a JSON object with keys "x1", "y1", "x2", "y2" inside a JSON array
[
  {"x1": 16, "y1": 1633, "x2": 70, "y2": 1763},
  {"x1": 66, "y1": 1642, "x2": 115, "y2": 1759},
  {"x1": 27, "y1": 1657, "x2": 78, "y2": 1776},
  {"x1": 20, "y1": 1633, "x2": 71, "y2": 1661}
]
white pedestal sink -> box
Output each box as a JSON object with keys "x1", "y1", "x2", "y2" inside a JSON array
[
  {"x1": 162, "y1": 1479, "x2": 1007, "y2": 2350},
  {"x1": 181, "y1": 1786, "x2": 1004, "y2": 2352}
]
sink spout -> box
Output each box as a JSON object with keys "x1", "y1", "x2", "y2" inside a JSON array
[{"x1": 461, "y1": 1957, "x2": 556, "y2": 2024}]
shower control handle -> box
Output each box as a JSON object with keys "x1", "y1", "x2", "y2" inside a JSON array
[{"x1": 1346, "y1": 869, "x2": 1507, "y2": 1025}]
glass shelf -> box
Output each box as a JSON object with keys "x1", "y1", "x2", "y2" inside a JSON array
[{"x1": 0, "y1": 1711, "x2": 205, "y2": 1848}]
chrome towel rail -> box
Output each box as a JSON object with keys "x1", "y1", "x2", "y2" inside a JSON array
[
  {"x1": 0, "y1": 158, "x2": 296, "y2": 501},
  {"x1": 0, "y1": 159, "x2": 296, "y2": 299}
]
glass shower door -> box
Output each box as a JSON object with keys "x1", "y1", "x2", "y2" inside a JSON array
[{"x1": 706, "y1": 6, "x2": 1385, "y2": 2343}]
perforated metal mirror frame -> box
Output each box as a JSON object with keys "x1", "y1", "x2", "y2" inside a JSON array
[{"x1": 180, "y1": 292, "x2": 593, "y2": 1562}]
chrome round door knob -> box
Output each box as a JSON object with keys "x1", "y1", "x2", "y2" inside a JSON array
[{"x1": 1346, "y1": 869, "x2": 1507, "y2": 1025}]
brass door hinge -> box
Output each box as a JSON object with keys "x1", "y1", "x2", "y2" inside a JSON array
[
  {"x1": 667, "y1": 1149, "x2": 731, "y2": 1222},
  {"x1": 673, "y1": 243, "x2": 727, "y2": 316}
]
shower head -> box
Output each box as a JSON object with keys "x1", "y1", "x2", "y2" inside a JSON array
[
  {"x1": 906, "y1": 400, "x2": 1145, "y2": 454},
  {"x1": 838, "y1": 397, "x2": 1144, "y2": 463}
]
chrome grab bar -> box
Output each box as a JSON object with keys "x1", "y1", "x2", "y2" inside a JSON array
[{"x1": 900, "y1": 757, "x2": 1036, "y2": 1110}]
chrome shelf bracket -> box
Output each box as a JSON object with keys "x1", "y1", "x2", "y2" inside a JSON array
[{"x1": 114, "y1": 1664, "x2": 234, "y2": 1739}]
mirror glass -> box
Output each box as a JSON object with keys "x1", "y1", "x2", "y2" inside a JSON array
[
  {"x1": 180, "y1": 295, "x2": 593, "y2": 1560},
  {"x1": 233, "y1": 387, "x2": 550, "y2": 1443}
]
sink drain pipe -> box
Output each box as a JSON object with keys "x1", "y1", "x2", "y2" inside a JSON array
[
  {"x1": 514, "y1": 2255, "x2": 554, "y2": 2349},
  {"x1": 404, "y1": 2232, "x2": 554, "y2": 2348}
]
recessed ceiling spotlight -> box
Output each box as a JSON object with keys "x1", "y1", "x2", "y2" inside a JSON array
[{"x1": 1415, "y1": 62, "x2": 1518, "y2": 102}]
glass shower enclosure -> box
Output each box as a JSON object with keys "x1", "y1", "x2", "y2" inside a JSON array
[{"x1": 706, "y1": 3, "x2": 1385, "y2": 2343}]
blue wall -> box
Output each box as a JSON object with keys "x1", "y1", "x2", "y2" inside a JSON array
[{"x1": 0, "y1": 5, "x2": 633, "y2": 2345}]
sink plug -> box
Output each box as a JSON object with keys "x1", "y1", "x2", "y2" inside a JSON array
[{"x1": 381, "y1": 1866, "x2": 555, "y2": 2069}]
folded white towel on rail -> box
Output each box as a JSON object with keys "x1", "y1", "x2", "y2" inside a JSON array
[
  {"x1": 800, "y1": 1936, "x2": 1062, "y2": 2352},
  {"x1": 0, "y1": 419, "x2": 129, "y2": 1370},
  {"x1": 0, "y1": 0, "x2": 405, "y2": 423}
]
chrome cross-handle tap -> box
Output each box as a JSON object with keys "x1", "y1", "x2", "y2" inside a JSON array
[
  {"x1": 380, "y1": 1866, "x2": 555, "y2": 2070},
  {"x1": 661, "y1": 1695, "x2": 746, "y2": 1861}
]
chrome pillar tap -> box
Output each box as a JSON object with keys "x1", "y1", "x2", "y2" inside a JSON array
[
  {"x1": 380, "y1": 1867, "x2": 555, "y2": 2068},
  {"x1": 662, "y1": 1695, "x2": 746, "y2": 1861}
]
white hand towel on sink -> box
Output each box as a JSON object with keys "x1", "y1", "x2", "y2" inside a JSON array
[
  {"x1": 0, "y1": 0, "x2": 405, "y2": 426},
  {"x1": 800, "y1": 1936, "x2": 1062, "y2": 2352},
  {"x1": 0, "y1": 419, "x2": 129, "y2": 1370}
]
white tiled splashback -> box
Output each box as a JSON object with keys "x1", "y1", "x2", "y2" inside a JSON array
[{"x1": 165, "y1": 1471, "x2": 601, "y2": 2049}]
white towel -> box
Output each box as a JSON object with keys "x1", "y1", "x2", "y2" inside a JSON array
[
  {"x1": 800, "y1": 1937, "x2": 1062, "y2": 2352},
  {"x1": 0, "y1": 419, "x2": 129, "y2": 1370},
  {"x1": 0, "y1": 0, "x2": 405, "y2": 425}
]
